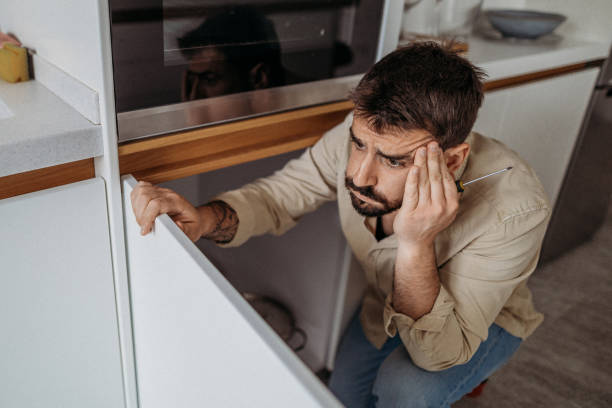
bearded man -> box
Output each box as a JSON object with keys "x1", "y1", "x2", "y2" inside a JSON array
[{"x1": 131, "y1": 42, "x2": 550, "y2": 407}]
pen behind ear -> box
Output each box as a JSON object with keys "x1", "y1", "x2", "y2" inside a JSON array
[{"x1": 455, "y1": 167, "x2": 513, "y2": 192}]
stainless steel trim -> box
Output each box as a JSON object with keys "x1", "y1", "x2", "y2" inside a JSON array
[{"x1": 117, "y1": 74, "x2": 362, "y2": 143}]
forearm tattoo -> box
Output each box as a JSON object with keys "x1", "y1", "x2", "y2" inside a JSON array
[{"x1": 203, "y1": 200, "x2": 239, "y2": 244}]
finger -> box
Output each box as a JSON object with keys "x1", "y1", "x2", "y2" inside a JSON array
[
  {"x1": 440, "y1": 154, "x2": 460, "y2": 208},
  {"x1": 414, "y1": 146, "x2": 430, "y2": 204},
  {"x1": 140, "y1": 197, "x2": 173, "y2": 235},
  {"x1": 133, "y1": 180, "x2": 152, "y2": 198},
  {"x1": 131, "y1": 185, "x2": 157, "y2": 227},
  {"x1": 442, "y1": 164, "x2": 459, "y2": 205},
  {"x1": 170, "y1": 213, "x2": 188, "y2": 231},
  {"x1": 402, "y1": 166, "x2": 420, "y2": 211},
  {"x1": 130, "y1": 185, "x2": 150, "y2": 226},
  {"x1": 427, "y1": 142, "x2": 445, "y2": 205}
]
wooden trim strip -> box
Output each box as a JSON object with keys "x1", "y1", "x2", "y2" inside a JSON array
[
  {"x1": 119, "y1": 100, "x2": 354, "y2": 183},
  {"x1": 0, "y1": 159, "x2": 95, "y2": 200},
  {"x1": 132, "y1": 132, "x2": 322, "y2": 184},
  {"x1": 120, "y1": 59, "x2": 605, "y2": 184},
  {"x1": 484, "y1": 59, "x2": 605, "y2": 92}
]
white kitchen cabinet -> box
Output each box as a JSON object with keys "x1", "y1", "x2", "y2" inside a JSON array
[
  {"x1": 0, "y1": 178, "x2": 125, "y2": 408},
  {"x1": 122, "y1": 176, "x2": 341, "y2": 407},
  {"x1": 473, "y1": 67, "x2": 600, "y2": 205}
]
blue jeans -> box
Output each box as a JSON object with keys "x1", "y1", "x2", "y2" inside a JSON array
[{"x1": 329, "y1": 309, "x2": 522, "y2": 408}]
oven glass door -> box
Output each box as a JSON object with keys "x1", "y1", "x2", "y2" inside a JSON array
[{"x1": 110, "y1": 0, "x2": 393, "y2": 142}]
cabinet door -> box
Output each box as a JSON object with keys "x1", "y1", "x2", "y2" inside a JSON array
[
  {"x1": 473, "y1": 67, "x2": 600, "y2": 205},
  {"x1": 0, "y1": 178, "x2": 125, "y2": 408},
  {"x1": 122, "y1": 176, "x2": 340, "y2": 408}
]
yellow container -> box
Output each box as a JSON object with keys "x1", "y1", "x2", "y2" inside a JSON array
[{"x1": 0, "y1": 43, "x2": 29, "y2": 83}]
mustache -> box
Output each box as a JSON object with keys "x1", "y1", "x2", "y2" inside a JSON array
[{"x1": 344, "y1": 177, "x2": 386, "y2": 203}]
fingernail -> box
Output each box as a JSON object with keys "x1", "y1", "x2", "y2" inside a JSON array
[
  {"x1": 429, "y1": 143, "x2": 439, "y2": 152},
  {"x1": 419, "y1": 147, "x2": 427, "y2": 156}
]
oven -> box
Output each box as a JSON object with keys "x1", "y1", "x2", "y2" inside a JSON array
[{"x1": 109, "y1": 0, "x2": 403, "y2": 142}]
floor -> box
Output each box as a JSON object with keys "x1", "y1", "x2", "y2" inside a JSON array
[{"x1": 454, "y1": 201, "x2": 612, "y2": 407}]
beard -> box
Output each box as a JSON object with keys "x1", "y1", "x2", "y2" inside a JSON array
[{"x1": 344, "y1": 176, "x2": 402, "y2": 217}]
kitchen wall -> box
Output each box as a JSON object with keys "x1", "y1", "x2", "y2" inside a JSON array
[
  {"x1": 525, "y1": 0, "x2": 612, "y2": 46},
  {"x1": 482, "y1": 0, "x2": 612, "y2": 46},
  {"x1": 0, "y1": 0, "x2": 105, "y2": 92},
  {"x1": 482, "y1": 0, "x2": 526, "y2": 8}
]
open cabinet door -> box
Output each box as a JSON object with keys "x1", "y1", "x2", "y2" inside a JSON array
[{"x1": 122, "y1": 176, "x2": 341, "y2": 408}]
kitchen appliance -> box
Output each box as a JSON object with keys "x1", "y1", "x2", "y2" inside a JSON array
[
  {"x1": 109, "y1": 0, "x2": 403, "y2": 143},
  {"x1": 540, "y1": 47, "x2": 612, "y2": 263}
]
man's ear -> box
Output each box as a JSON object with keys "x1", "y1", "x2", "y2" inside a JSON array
[
  {"x1": 444, "y1": 143, "x2": 470, "y2": 173},
  {"x1": 249, "y1": 62, "x2": 270, "y2": 90}
]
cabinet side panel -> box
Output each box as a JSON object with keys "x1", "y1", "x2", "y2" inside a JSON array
[
  {"x1": 473, "y1": 68, "x2": 600, "y2": 206},
  {"x1": 122, "y1": 176, "x2": 340, "y2": 407},
  {"x1": 0, "y1": 178, "x2": 125, "y2": 408}
]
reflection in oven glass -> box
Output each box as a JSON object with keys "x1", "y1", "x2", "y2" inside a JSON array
[
  {"x1": 110, "y1": 0, "x2": 384, "y2": 117},
  {"x1": 168, "y1": 6, "x2": 286, "y2": 101},
  {"x1": 161, "y1": 1, "x2": 370, "y2": 103}
]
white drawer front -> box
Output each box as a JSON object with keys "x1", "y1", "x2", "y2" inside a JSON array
[{"x1": 0, "y1": 178, "x2": 125, "y2": 408}]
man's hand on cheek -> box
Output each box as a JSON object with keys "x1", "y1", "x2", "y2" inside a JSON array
[{"x1": 393, "y1": 141, "x2": 460, "y2": 249}]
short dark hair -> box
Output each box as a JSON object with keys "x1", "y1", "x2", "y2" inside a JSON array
[{"x1": 350, "y1": 42, "x2": 485, "y2": 149}]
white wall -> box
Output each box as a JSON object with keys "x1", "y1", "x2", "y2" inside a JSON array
[
  {"x1": 481, "y1": 0, "x2": 612, "y2": 47},
  {"x1": 0, "y1": 0, "x2": 104, "y2": 92},
  {"x1": 482, "y1": 0, "x2": 527, "y2": 8},
  {"x1": 525, "y1": 0, "x2": 612, "y2": 46}
]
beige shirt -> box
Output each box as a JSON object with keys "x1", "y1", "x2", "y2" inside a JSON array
[{"x1": 216, "y1": 113, "x2": 550, "y2": 371}]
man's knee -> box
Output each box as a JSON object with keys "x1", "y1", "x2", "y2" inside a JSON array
[
  {"x1": 372, "y1": 374, "x2": 447, "y2": 408},
  {"x1": 371, "y1": 347, "x2": 448, "y2": 408}
]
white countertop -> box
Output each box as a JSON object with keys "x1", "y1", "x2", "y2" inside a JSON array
[
  {"x1": 0, "y1": 79, "x2": 102, "y2": 177},
  {"x1": 467, "y1": 35, "x2": 609, "y2": 81}
]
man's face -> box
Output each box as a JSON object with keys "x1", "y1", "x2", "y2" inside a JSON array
[
  {"x1": 345, "y1": 116, "x2": 434, "y2": 217},
  {"x1": 183, "y1": 47, "x2": 246, "y2": 100}
]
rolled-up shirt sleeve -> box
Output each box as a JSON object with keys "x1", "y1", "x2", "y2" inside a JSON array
[
  {"x1": 213, "y1": 113, "x2": 351, "y2": 247},
  {"x1": 383, "y1": 207, "x2": 549, "y2": 371},
  {"x1": 384, "y1": 285, "x2": 456, "y2": 336}
]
